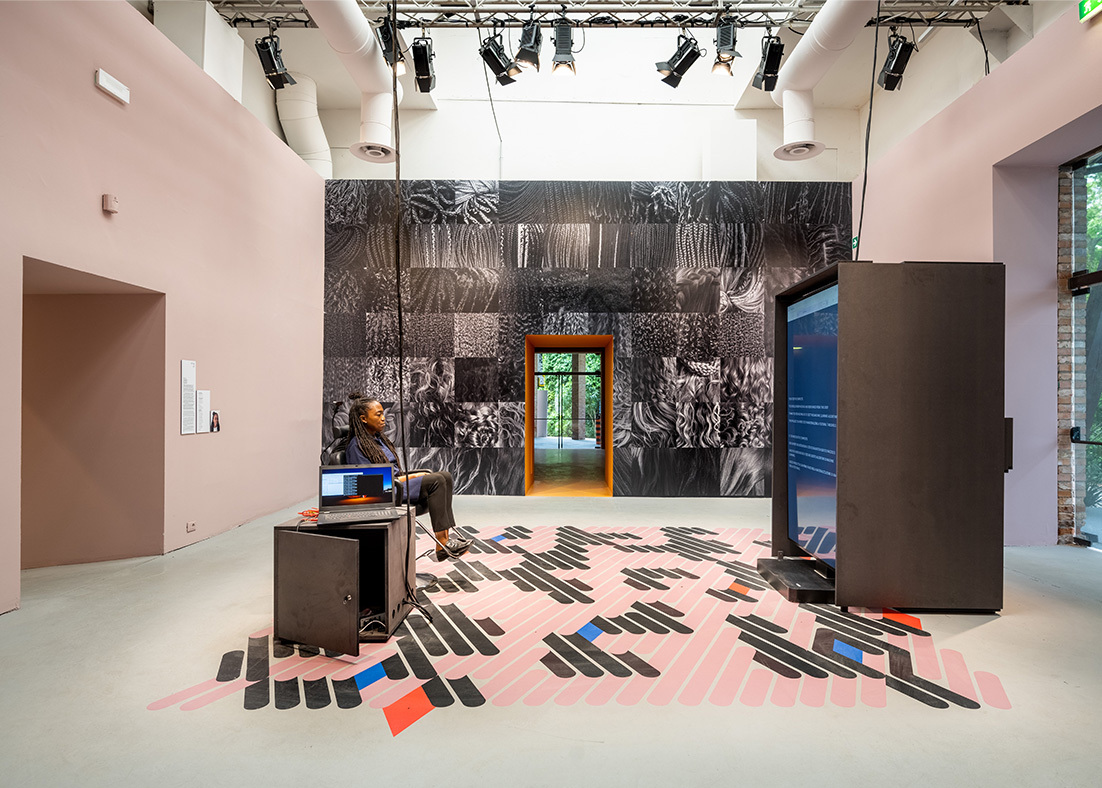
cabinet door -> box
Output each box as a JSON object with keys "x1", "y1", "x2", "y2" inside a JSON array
[{"x1": 274, "y1": 529, "x2": 360, "y2": 657}]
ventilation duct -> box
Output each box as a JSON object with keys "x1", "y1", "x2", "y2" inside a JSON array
[
  {"x1": 771, "y1": 0, "x2": 878, "y2": 160},
  {"x1": 275, "y1": 73, "x2": 333, "y2": 178},
  {"x1": 301, "y1": 0, "x2": 401, "y2": 164}
]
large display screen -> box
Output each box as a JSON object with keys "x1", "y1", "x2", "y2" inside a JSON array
[{"x1": 786, "y1": 283, "x2": 839, "y2": 568}]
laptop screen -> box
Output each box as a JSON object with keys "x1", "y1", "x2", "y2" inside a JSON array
[{"x1": 319, "y1": 465, "x2": 395, "y2": 508}]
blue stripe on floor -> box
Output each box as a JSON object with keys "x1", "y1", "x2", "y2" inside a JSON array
[
  {"x1": 576, "y1": 622, "x2": 603, "y2": 642},
  {"x1": 833, "y1": 639, "x2": 864, "y2": 664},
  {"x1": 491, "y1": 535, "x2": 506, "y2": 542},
  {"x1": 353, "y1": 662, "x2": 387, "y2": 690}
]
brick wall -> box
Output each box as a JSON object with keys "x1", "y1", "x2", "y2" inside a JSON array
[{"x1": 1057, "y1": 166, "x2": 1088, "y2": 544}]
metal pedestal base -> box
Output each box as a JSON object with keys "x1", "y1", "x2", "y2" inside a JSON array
[{"x1": 416, "y1": 572, "x2": 438, "y2": 590}]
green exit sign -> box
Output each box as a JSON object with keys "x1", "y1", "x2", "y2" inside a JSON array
[{"x1": 1083, "y1": 0, "x2": 1102, "y2": 23}]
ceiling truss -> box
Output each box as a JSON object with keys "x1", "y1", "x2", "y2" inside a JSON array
[{"x1": 212, "y1": 1, "x2": 1019, "y2": 30}]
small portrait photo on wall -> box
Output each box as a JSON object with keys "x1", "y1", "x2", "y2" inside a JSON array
[{"x1": 210, "y1": 410, "x2": 221, "y2": 433}]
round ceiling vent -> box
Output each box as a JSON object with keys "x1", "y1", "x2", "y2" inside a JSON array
[
  {"x1": 774, "y1": 140, "x2": 826, "y2": 161},
  {"x1": 351, "y1": 142, "x2": 396, "y2": 163}
]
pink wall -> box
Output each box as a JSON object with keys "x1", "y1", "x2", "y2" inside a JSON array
[
  {"x1": 856, "y1": 10, "x2": 1102, "y2": 544},
  {"x1": 22, "y1": 294, "x2": 166, "y2": 568},
  {"x1": 0, "y1": 2, "x2": 324, "y2": 612}
]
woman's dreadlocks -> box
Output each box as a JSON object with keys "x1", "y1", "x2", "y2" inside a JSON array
[{"x1": 347, "y1": 392, "x2": 403, "y2": 470}]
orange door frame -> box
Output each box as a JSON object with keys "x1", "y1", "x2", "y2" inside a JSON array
[{"x1": 524, "y1": 335, "x2": 614, "y2": 495}]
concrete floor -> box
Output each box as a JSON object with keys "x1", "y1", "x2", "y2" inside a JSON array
[{"x1": 1, "y1": 496, "x2": 1099, "y2": 787}]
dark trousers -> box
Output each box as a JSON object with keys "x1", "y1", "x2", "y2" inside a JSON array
[{"x1": 417, "y1": 470, "x2": 455, "y2": 536}]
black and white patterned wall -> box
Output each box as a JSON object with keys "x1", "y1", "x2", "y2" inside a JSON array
[{"x1": 323, "y1": 180, "x2": 851, "y2": 497}]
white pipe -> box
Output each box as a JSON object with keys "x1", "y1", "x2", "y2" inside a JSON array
[
  {"x1": 301, "y1": 0, "x2": 399, "y2": 163},
  {"x1": 276, "y1": 73, "x2": 333, "y2": 179},
  {"x1": 770, "y1": 0, "x2": 878, "y2": 160}
]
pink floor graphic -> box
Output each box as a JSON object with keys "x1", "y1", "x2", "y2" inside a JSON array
[{"x1": 149, "y1": 524, "x2": 1012, "y2": 731}]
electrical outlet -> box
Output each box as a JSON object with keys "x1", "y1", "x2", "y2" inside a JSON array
[{"x1": 186, "y1": 521, "x2": 196, "y2": 533}]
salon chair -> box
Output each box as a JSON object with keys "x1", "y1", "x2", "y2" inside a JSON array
[{"x1": 321, "y1": 413, "x2": 443, "y2": 590}]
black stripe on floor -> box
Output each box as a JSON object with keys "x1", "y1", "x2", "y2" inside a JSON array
[
  {"x1": 216, "y1": 650, "x2": 243, "y2": 682},
  {"x1": 441, "y1": 603, "x2": 500, "y2": 656},
  {"x1": 447, "y1": 571, "x2": 478, "y2": 593},
  {"x1": 510, "y1": 547, "x2": 558, "y2": 571},
  {"x1": 553, "y1": 540, "x2": 589, "y2": 558},
  {"x1": 448, "y1": 676, "x2": 486, "y2": 707},
  {"x1": 752, "y1": 650, "x2": 802, "y2": 680},
  {"x1": 469, "y1": 561, "x2": 501, "y2": 581},
  {"x1": 522, "y1": 562, "x2": 594, "y2": 603},
  {"x1": 721, "y1": 569, "x2": 770, "y2": 592},
  {"x1": 706, "y1": 587, "x2": 754, "y2": 604},
  {"x1": 397, "y1": 631, "x2": 437, "y2": 680},
  {"x1": 274, "y1": 678, "x2": 299, "y2": 709},
  {"x1": 407, "y1": 614, "x2": 449, "y2": 656},
  {"x1": 298, "y1": 644, "x2": 320, "y2": 658},
  {"x1": 623, "y1": 578, "x2": 650, "y2": 591},
  {"x1": 246, "y1": 636, "x2": 269, "y2": 681},
  {"x1": 272, "y1": 641, "x2": 294, "y2": 659},
  {"x1": 419, "y1": 601, "x2": 474, "y2": 656},
  {"x1": 633, "y1": 602, "x2": 693, "y2": 634},
  {"x1": 648, "y1": 601, "x2": 686, "y2": 618},
  {"x1": 422, "y1": 676, "x2": 455, "y2": 707},
  {"x1": 303, "y1": 678, "x2": 331, "y2": 709},
  {"x1": 543, "y1": 633, "x2": 603, "y2": 678},
  {"x1": 450, "y1": 561, "x2": 482, "y2": 582},
  {"x1": 382, "y1": 654, "x2": 408, "y2": 680},
  {"x1": 743, "y1": 614, "x2": 788, "y2": 634},
  {"x1": 735, "y1": 617, "x2": 855, "y2": 679},
  {"x1": 545, "y1": 549, "x2": 588, "y2": 571},
  {"x1": 624, "y1": 611, "x2": 668, "y2": 634},
  {"x1": 564, "y1": 633, "x2": 632, "y2": 678},
  {"x1": 243, "y1": 680, "x2": 269, "y2": 710},
  {"x1": 615, "y1": 651, "x2": 660, "y2": 678},
  {"x1": 609, "y1": 615, "x2": 646, "y2": 635},
  {"x1": 810, "y1": 629, "x2": 884, "y2": 678},
  {"x1": 802, "y1": 605, "x2": 889, "y2": 638},
  {"x1": 435, "y1": 577, "x2": 460, "y2": 593},
  {"x1": 332, "y1": 678, "x2": 362, "y2": 709},
  {"x1": 591, "y1": 616, "x2": 620, "y2": 634},
  {"x1": 541, "y1": 651, "x2": 576, "y2": 678},
  {"x1": 476, "y1": 617, "x2": 505, "y2": 637},
  {"x1": 622, "y1": 569, "x2": 669, "y2": 590},
  {"x1": 511, "y1": 565, "x2": 574, "y2": 604}
]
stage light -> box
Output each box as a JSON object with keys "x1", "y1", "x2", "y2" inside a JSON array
[
  {"x1": 711, "y1": 17, "x2": 741, "y2": 77},
  {"x1": 752, "y1": 32, "x2": 784, "y2": 91},
  {"x1": 656, "y1": 32, "x2": 703, "y2": 88},
  {"x1": 878, "y1": 31, "x2": 916, "y2": 91},
  {"x1": 516, "y1": 19, "x2": 543, "y2": 70},
  {"x1": 376, "y1": 16, "x2": 407, "y2": 76},
  {"x1": 551, "y1": 17, "x2": 576, "y2": 76},
  {"x1": 411, "y1": 36, "x2": 435, "y2": 93},
  {"x1": 255, "y1": 34, "x2": 296, "y2": 90},
  {"x1": 480, "y1": 31, "x2": 521, "y2": 85}
]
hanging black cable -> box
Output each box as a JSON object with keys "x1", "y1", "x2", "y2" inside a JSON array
[
  {"x1": 971, "y1": 12, "x2": 991, "y2": 76},
  {"x1": 854, "y1": 1, "x2": 882, "y2": 262},
  {"x1": 388, "y1": 1, "x2": 432, "y2": 623},
  {"x1": 476, "y1": 27, "x2": 505, "y2": 150}
]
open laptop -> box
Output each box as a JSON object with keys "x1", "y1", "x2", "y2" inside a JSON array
[{"x1": 315, "y1": 464, "x2": 409, "y2": 525}]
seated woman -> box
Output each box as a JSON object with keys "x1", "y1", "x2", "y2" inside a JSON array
[{"x1": 345, "y1": 393, "x2": 471, "y2": 561}]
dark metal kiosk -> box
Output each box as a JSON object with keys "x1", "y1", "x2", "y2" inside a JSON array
[
  {"x1": 762, "y1": 261, "x2": 1008, "y2": 612},
  {"x1": 274, "y1": 513, "x2": 415, "y2": 657}
]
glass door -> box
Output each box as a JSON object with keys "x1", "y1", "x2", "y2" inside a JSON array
[
  {"x1": 534, "y1": 352, "x2": 602, "y2": 450},
  {"x1": 1070, "y1": 150, "x2": 1102, "y2": 547}
]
